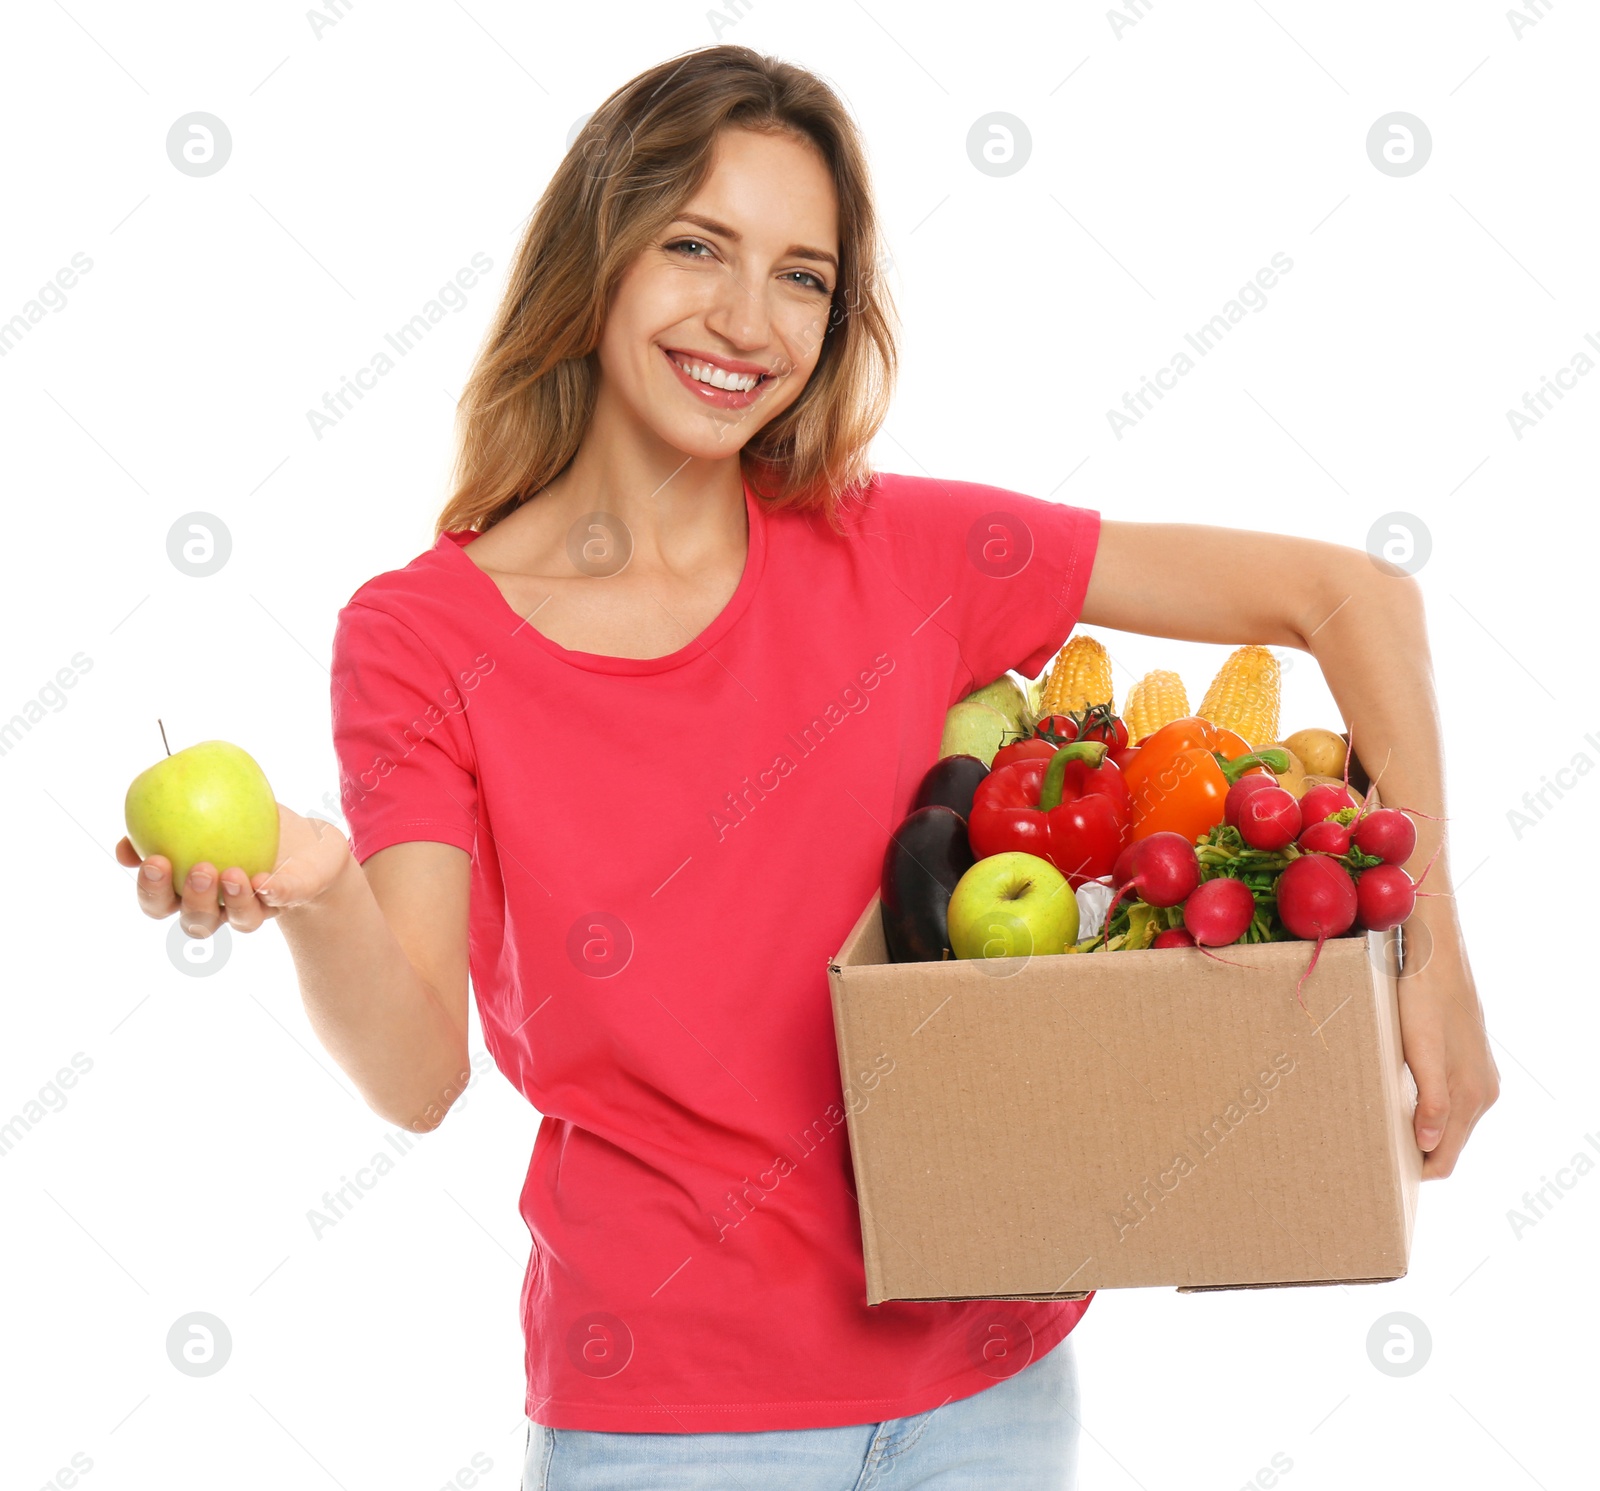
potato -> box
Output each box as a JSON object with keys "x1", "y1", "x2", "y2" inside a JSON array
[{"x1": 1284, "y1": 728, "x2": 1349, "y2": 778}]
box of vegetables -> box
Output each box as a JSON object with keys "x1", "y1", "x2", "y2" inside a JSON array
[{"x1": 827, "y1": 635, "x2": 1425, "y2": 1305}]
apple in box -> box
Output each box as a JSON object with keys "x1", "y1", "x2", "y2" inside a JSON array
[{"x1": 947, "y1": 851, "x2": 1079, "y2": 960}]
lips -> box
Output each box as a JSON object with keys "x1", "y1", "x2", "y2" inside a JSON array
[{"x1": 661, "y1": 346, "x2": 773, "y2": 410}]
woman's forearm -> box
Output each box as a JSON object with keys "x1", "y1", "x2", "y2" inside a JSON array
[
  {"x1": 276, "y1": 855, "x2": 472, "y2": 1132},
  {"x1": 1297, "y1": 553, "x2": 1455, "y2": 898}
]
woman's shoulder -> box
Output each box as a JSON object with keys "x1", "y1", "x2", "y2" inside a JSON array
[
  {"x1": 840, "y1": 468, "x2": 1074, "y2": 538},
  {"x1": 333, "y1": 532, "x2": 483, "y2": 664},
  {"x1": 341, "y1": 531, "x2": 468, "y2": 612}
]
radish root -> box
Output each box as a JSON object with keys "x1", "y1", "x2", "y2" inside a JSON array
[{"x1": 1195, "y1": 943, "x2": 1257, "y2": 970}]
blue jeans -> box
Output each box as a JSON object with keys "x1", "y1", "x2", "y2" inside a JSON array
[{"x1": 521, "y1": 1334, "x2": 1080, "y2": 1489}]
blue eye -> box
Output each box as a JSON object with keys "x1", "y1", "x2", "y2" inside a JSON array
[{"x1": 665, "y1": 239, "x2": 830, "y2": 294}]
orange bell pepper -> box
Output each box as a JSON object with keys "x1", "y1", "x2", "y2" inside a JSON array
[{"x1": 1121, "y1": 716, "x2": 1288, "y2": 844}]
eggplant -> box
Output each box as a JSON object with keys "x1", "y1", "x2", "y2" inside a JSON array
[
  {"x1": 880, "y1": 805, "x2": 976, "y2": 964},
  {"x1": 911, "y1": 753, "x2": 990, "y2": 821}
]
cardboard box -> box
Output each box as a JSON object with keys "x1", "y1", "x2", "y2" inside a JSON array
[{"x1": 827, "y1": 894, "x2": 1423, "y2": 1304}]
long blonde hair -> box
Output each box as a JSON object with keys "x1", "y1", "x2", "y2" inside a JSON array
[{"x1": 434, "y1": 44, "x2": 899, "y2": 541}]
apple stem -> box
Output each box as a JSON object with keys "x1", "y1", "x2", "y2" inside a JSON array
[{"x1": 158, "y1": 718, "x2": 171, "y2": 756}]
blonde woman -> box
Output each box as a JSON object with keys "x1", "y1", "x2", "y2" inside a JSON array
[{"x1": 119, "y1": 43, "x2": 1497, "y2": 1490}]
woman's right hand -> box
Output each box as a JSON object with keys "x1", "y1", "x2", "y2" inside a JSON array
[{"x1": 115, "y1": 804, "x2": 357, "y2": 939}]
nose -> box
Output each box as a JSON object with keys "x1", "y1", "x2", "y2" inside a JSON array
[{"x1": 701, "y1": 261, "x2": 775, "y2": 355}]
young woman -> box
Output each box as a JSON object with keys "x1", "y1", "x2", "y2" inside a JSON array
[{"x1": 118, "y1": 43, "x2": 1498, "y2": 1490}]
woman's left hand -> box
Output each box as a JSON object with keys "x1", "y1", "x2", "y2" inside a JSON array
[{"x1": 1395, "y1": 899, "x2": 1501, "y2": 1178}]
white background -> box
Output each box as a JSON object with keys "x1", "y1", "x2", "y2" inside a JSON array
[{"x1": 2, "y1": 2, "x2": 1594, "y2": 1488}]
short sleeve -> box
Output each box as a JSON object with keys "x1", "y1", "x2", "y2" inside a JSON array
[
  {"x1": 871, "y1": 474, "x2": 1101, "y2": 697},
  {"x1": 330, "y1": 600, "x2": 480, "y2": 865}
]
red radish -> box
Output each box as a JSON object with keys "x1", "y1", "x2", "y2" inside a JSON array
[
  {"x1": 1300, "y1": 782, "x2": 1358, "y2": 826},
  {"x1": 1276, "y1": 853, "x2": 1359, "y2": 1011},
  {"x1": 1352, "y1": 807, "x2": 1416, "y2": 866},
  {"x1": 1110, "y1": 832, "x2": 1200, "y2": 907},
  {"x1": 1237, "y1": 787, "x2": 1301, "y2": 851},
  {"x1": 1224, "y1": 773, "x2": 1279, "y2": 827},
  {"x1": 1278, "y1": 855, "x2": 1358, "y2": 938},
  {"x1": 1097, "y1": 833, "x2": 1201, "y2": 948},
  {"x1": 1153, "y1": 927, "x2": 1196, "y2": 949},
  {"x1": 1298, "y1": 819, "x2": 1351, "y2": 855},
  {"x1": 1183, "y1": 877, "x2": 1255, "y2": 947},
  {"x1": 1355, "y1": 864, "x2": 1415, "y2": 930}
]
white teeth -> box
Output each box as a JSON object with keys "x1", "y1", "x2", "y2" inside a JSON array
[{"x1": 672, "y1": 353, "x2": 760, "y2": 393}]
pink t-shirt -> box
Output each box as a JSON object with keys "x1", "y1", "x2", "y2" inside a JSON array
[{"x1": 329, "y1": 468, "x2": 1101, "y2": 1433}]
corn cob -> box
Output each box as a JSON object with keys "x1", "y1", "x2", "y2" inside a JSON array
[
  {"x1": 1039, "y1": 634, "x2": 1114, "y2": 716},
  {"x1": 1197, "y1": 645, "x2": 1280, "y2": 746},
  {"x1": 1122, "y1": 670, "x2": 1190, "y2": 743}
]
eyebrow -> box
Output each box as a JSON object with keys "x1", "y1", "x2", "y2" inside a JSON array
[{"x1": 672, "y1": 212, "x2": 839, "y2": 274}]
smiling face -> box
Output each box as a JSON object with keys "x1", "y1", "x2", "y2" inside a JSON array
[{"x1": 593, "y1": 125, "x2": 841, "y2": 462}]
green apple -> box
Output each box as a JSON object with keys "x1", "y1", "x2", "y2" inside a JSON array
[
  {"x1": 938, "y1": 701, "x2": 1013, "y2": 767},
  {"x1": 947, "y1": 852, "x2": 1078, "y2": 960},
  {"x1": 962, "y1": 673, "x2": 1030, "y2": 733},
  {"x1": 125, "y1": 740, "x2": 279, "y2": 902}
]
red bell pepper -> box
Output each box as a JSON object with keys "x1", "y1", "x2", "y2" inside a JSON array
[{"x1": 967, "y1": 740, "x2": 1132, "y2": 887}]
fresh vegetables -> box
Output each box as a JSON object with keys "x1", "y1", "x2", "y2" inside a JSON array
[
  {"x1": 1121, "y1": 716, "x2": 1289, "y2": 845},
  {"x1": 1100, "y1": 831, "x2": 1202, "y2": 940},
  {"x1": 1275, "y1": 853, "x2": 1361, "y2": 1002},
  {"x1": 880, "y1": 805, "x2": 976, "y2": 963},
  {"x1": 938, "y1": 699, "x2": 1014, "y2": 767},
  {"x1": 1223, "y1": 772, "x2": 1280, "y2": 826},
  {"x1": 967, "y1": 740, "x2": 1132, "y2": 888},
  {"x1": 1298, "y1": 819, "x2": 1352, "y2": 855},
  {"x1": 1299, "y1": 780, "x2": 1360, "y2": 825},
  {"x1": 1039, "y1": 701, "x2": 1130, "y2": 750},
  {"x1": 990, "y1": 703, "x2": 1133, "y2": 775},
  {"x1": 1354, "y1": 863, "x2": 1416, "y2": 932},
  {"x1": 1183, "y1": 877, "x2": 1257, "y2": 948},
  {"x1": 1283, "y1": 728, "x2": 1348, "y2": 779},
  {"x1": 900, "y1": 629, "x2": 1425, "y2": 982},
  {"x1": 1123, "y1": 670, "x2": 1190, "y2": 743},
  {"x1": 1197, "y1": 644, "x2": 1282, "y2": 744},
  {"x1": 1276, "y1": 853, "x2": 1359, "y2": 940},
  {"x1": 1306, "y1": 772, "x2": 1378, "y2": 806},
  {"x1": 912, "y1": 754, "x2": 990, "y2": 820},
  {"x1": 1235, "y1": 786, "x2": 1302, "y2": 851},
  {"x1": 1110, "y1": 832, "x2": 1201, "y2": 906},
  {"x1": 1351, "y1": 807, "x2": 1417, "y2": 866},
  {"x1": 1038, "y1": 634, "x2": 1114, "y2": 716}
]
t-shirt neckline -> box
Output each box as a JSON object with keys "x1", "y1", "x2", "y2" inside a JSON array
[{"x1": 436, "y1": 473, "x2": 767, "y2": 676}]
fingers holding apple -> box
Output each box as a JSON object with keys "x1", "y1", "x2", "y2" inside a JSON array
[
  {"x1": 116, "y1": 837, "x2": 252, "y2": 937},
  {"x1": 124, "y1": 739, "x2": 278, "y2": 894},
  {"x1": 122, "y1": 738, "x2": 354, "y2": 937}
]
